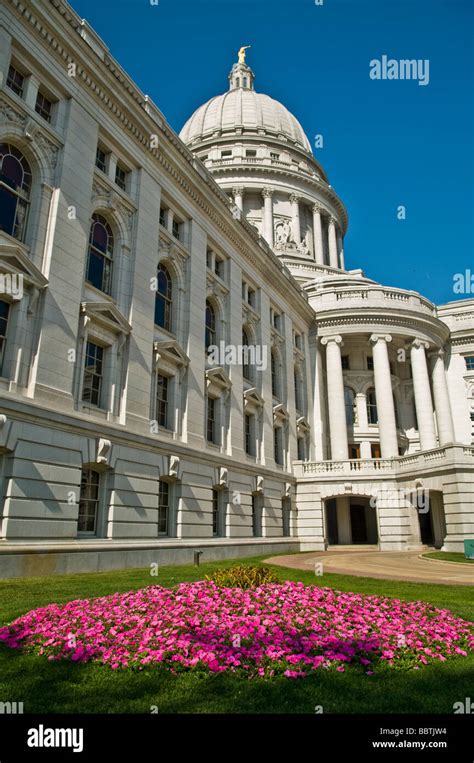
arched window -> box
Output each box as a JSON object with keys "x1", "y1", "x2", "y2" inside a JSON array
[
  {"x1": 242, "y1": 327, "x2": 252, "y2": 381},
  {"x1": 271, "y1": 349, "x2": 280, "y2": 399},
  {"x1": 344, "y1": 386, "x2": 356, "y2": 425},
  {"x1": 86, "y1": 214, "x2": 114, "y2": 294},
  {"x1": 366, "y1": 387, "x2": 378, "y2": 425},
  {"x1": 205, "y1": 300, "x2": 216, "y2": 352},
  {"x1": 154, "y1": 263, "x2": 172, "y2": 331},
  {"x1": 0, "y1": 143, "x2": 32, "y2": 241}
]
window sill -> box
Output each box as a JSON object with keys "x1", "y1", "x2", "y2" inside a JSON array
[
  {"x1": 84, "y1": 282, "x2": 116, "y2": 303},
  {"x1": 80, "y1": 404, "x2": 109, "y2": 420}
]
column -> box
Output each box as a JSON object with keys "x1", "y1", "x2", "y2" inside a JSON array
[
  {"x1": 289, "y1": 193, "x2": 301, "y2": 245},
  {"x1": 232, "y1": 186, "x2": 244, "y2": 212},
  {"x1": 410, "y1": 339, "x2": 437, "y2": 450},
  {"x1": 262, "y1": 188, "x2": 274, "y2": 248},
  {"x1": 337, "y1": 231, "x2": 345, "y2": 270},
  {"x1": 370, "y1": 334, "x2": 398, "y2": 458},
  {"x1": 328, "y1": 216, "x2": 339, "y2": 269},
  {"x1": 312, "y1": 203, "x2": 324, "y2": 264},
  {"x1": 321, "y1": 335, "x2": 348, "y2": 460},
  {"x1": 336, "y1": 496, "x2": 352, "y2": 544},
  {"x1": 430, "y1": 349, "x2": 455, "y2": 445}
]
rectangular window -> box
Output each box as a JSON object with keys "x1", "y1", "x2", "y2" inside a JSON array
[
  {"x1": 270, "y1": 152, "x2": 280, "y2": 160},
  {"x1": 274, "y1": 426, "x2": 283, "y2": 465},
  {"x1": 172, "y1": 219, "x2": 181, "y2": 240},
  {"x1": 158, "y1": 480, "x2": 169, "y2": 536},
  {"x1": 82, "y1": 341, "x2": 104, "y2": 407},
  {"x1": 465, "y1": 356, "x2": 474, "y2": 371},
  {"x1": 156, "y1": 374, "x2": 169, "y2": 428},
  {"x1": 159, "y1": 207, "x2": 167, "y2": 227},
  {"x1": 214, "y1": 257, "x2": 224, "y2": 278},
  {"x1": 247, "y1": 287, "x2": 256, "y2": 307},
  {"x1": 349, "y1": 443, "x2": 361, "y2": 459},
  {"x1": 272, "y1": 310, "x2": 282, "y2": 331},
  {"x1": 244, "y1": 413, "x2": 255, "y2": 456},
  {"x1": 341, "y1": 355, "x2": 350, "y2": 370},
  {"x1": 115, "y1": 164, "x2": 127, "y2": 191},
  {"x1": 297, "y1": 437, "x2": 305, "y2": 461},
  {"x1": 6, "y1": 65, "x2": 24, "y2": 96},
  {"x1": 282, "y1": 497, "x2": 291, "y2": 536},
  {"x1": 367, "y1": 356, "x2": 374, "y2": 371},
  {"x1": 78, "y1": 469, "x2": 100, "y2": 535},
  {"x1": 207, "y1": 249, "x2": 213, "y2": 269},
  {"x1": 221, "y1": 150, "x2": 232, "y2": 158},
  {"x1": 212, "y1": 488, "x2": 220, "y2": 537},
  {"x1": 95, "y1": 147, "x2": 107, "y2": 173},
  {"x1": 294, "y1": 332, "x2": 302, "y2": 350},
  {"x1": 246, "y1": 150, "x2": 257, "y2": 157},
  {"x1": 35, "y1": 90, "x2": 53, "y2": 123},
  {"x1": 294, "y1": 370, "x2": 302, "y2": 411},
  {"x1": 0, "y1": 301, "x2": 10, "y2": 377},
  {"x1": 252, "y1": 494, "x2": 261, "y2": 537},
  {"x1": 371, "y1": 443, "x2": 381, "y2": 459},
  {"x1": 207, "y1": 396, "x2": 217, "y2": 444}
]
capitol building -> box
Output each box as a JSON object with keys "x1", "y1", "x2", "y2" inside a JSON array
[{"x1": 0, "y1": 0, "x2": 473, "y2": 577}]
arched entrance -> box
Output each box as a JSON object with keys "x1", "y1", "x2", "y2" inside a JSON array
[{"x1": 324, "y1": 496, "x2": 378, "y2": 545}]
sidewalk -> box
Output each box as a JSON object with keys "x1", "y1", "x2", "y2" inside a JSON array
[{"x1": 265, "y1": 547, "x2": 474, "y2": 586}]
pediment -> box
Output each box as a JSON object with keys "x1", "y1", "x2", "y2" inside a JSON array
[
  {"x1": 205, "y1": 366, "x2": 232, "y2": 390},
  {"x1": 297, "y1": 415, "x2": 311, "y2": 433},
  {"x1": 244, "y1": 387, "x2": 264, "y2": 407},
  {"x1": 0, "y1": 235, "x2": 48, "y2": 289},
  {"x1": 81, "y1": 301, "x2": 132, "y2": 334},
  {"x1": 273, "y1": 402, "x2": 289, "y2": 422},
  {"x1": 154, "y1": 339, "x2": 190, "y2": 367}
]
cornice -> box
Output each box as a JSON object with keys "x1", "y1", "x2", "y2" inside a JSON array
[{"x1": 316, "y1": 314, "x2": 448, "y2": 344}]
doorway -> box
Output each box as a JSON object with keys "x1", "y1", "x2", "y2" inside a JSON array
[{"x1": 350, "y1": 504, "x2": 368, "y2": 543}]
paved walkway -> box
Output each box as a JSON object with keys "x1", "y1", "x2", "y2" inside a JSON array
[{"x1": 265, "y1": 547, "x2": 474, "y2": 586}]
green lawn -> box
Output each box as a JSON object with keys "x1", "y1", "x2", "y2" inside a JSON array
[
  {"x1": 0, "y1": 555, "x2": 473, "y2": 714},
  {"x1": 423, "y1": 551, "x2": 474, "y2": 565}
]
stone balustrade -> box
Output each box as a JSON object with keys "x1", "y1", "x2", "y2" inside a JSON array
[{"x1": 295, "y1": 444, "x2": 474, "y2": 479}]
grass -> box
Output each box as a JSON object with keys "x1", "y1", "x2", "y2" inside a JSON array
[
  {"x1": 0, "y1": 554, "x2": 473, "y2": 714},
  {"x1": 423, "y1": 551, "x2": 474, "y2": 565}
]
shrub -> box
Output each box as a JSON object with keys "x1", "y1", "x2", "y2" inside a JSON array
[{"x1": 206, "y1": 564, "x2": 279, "y2": 589}]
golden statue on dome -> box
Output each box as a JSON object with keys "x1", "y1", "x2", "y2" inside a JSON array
[{"x1": 238, "y1": 46, "x2": 251, "y2": 64}]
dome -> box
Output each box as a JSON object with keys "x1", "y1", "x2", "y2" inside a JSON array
[{"x1": 179, "y1": 59, "x2": 312, "y2": 155}]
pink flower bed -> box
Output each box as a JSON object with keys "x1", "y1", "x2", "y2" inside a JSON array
[{"x1": 1, "y1": 581, "x2": 473, "y2": 678}]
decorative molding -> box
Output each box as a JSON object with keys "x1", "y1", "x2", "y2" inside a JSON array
[
  {"x1": 0, "y1": 96, "x2": 60, "y2": 169},
  {"x1": 92, "y1": 175, "x2": 135, "y2": 233},
  {"x1": 370, "y1": 334, "x2": 393, "y2": 345},
  {"x1": 96, "y1": 438, "x2": 111, "y2": 465},
  {"x1": 205, "y1": 366, "x2": 232, "y2": 398},
  {"x1": 80, "y1": 301, "x2": 132, "y2": 336},
  {"x1": 320, "y1": 335, "x2": 343, "y2": 346}
]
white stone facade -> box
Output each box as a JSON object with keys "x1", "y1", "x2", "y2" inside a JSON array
[{"x1": 0, "y1": 0, "x2": 473, "y2": 576}]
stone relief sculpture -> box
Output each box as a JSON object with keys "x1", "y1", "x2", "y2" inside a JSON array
[{"x1": 274, "y1": 219, "x2": 292, "y2": 247}]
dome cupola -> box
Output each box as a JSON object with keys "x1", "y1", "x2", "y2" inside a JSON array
[{"x1": 180, "y1": 49, "x2": 350, "y2": 284}]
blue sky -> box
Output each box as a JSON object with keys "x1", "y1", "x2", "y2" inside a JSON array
[{"x1": 70, "y1": 0, "x2": 474, "y2": 305}]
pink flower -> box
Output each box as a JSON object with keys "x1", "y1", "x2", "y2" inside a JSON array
[{"x1": 0, "y1": 580, "x2": 471, "y2": 680}]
